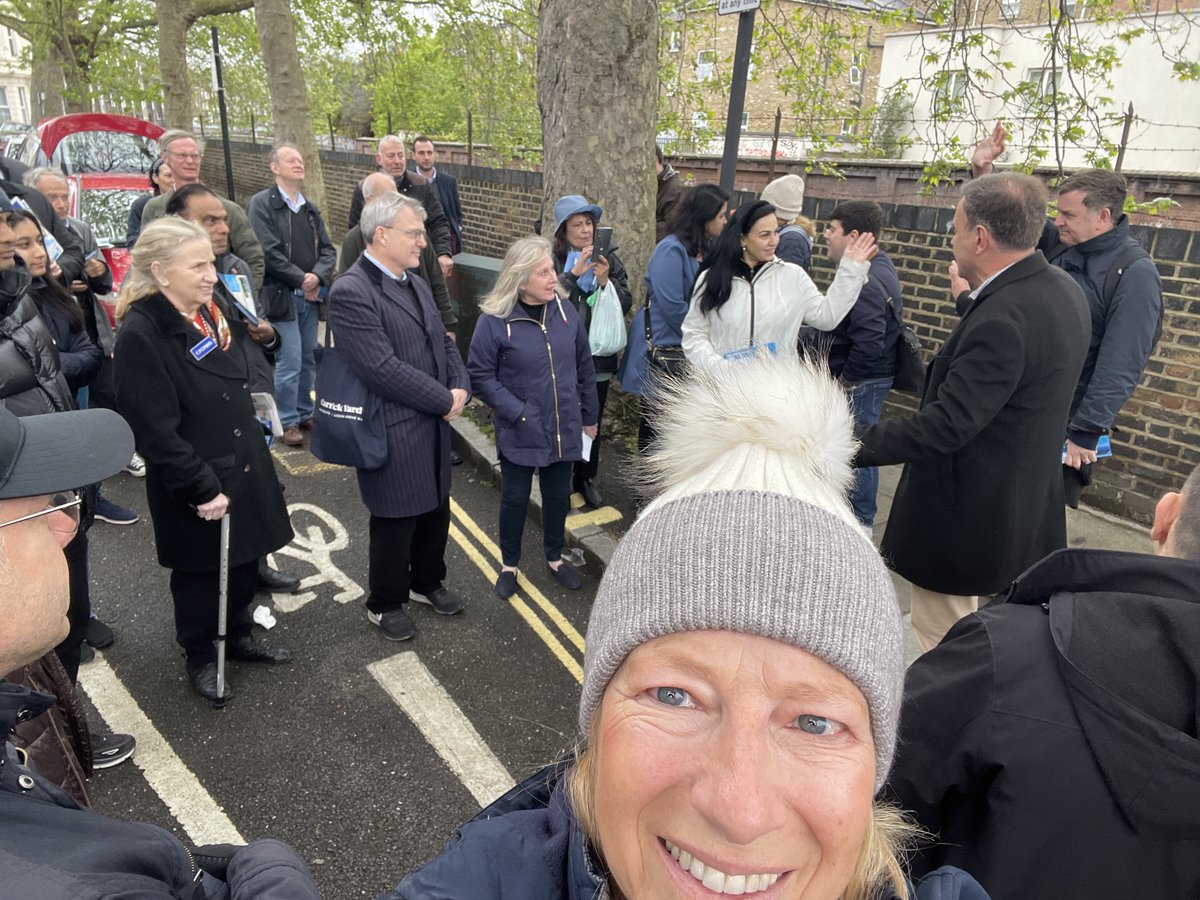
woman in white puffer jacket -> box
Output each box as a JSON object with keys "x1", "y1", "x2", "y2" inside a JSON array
[{"x1": 682, "y1": 199, "x2": 876, "y2": 370}]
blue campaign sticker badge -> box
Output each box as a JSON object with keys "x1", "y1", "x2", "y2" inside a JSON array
[{"x1": 191, "y1": 336, "x2": 218, "y2": 360}]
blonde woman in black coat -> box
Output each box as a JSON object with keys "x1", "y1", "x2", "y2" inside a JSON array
[{"x1": 113, "y1": 218, "x2": 294, "y2": 702}]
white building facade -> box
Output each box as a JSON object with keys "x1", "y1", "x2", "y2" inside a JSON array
[{"x1": 876, "y1": 12, "x2": 1200, "y2": 172}]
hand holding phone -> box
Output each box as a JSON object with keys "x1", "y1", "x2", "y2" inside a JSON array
[{"x1": 590, "y1": 226, "x2": 614, "y2": 264}]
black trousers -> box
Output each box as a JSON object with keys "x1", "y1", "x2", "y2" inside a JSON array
[
  {"x1": 573, "y1": 378, "x2": 609, "y2": 485},
  {"x1": 499, "y1": 456, "x2": 574, "y2": 567},
  {"x1": 367, "y1": 499, "x2": 450, "y2": 615},
  {"x1": 53, "y1": 530, "x2": 90, "y2": 683},
  {"x1": 170, "y1": 561, "x2": 257, "y2": 667}
]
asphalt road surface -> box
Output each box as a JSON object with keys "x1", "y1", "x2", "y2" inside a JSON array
[{"x1": 80, "y1": 442, "x2": 600, "y2": 898}]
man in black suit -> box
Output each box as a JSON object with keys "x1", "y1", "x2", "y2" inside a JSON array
[
  {"x1": 327, "y1": 193, "x2": 469, "y2": 642},
  {"x1": 411, "y1": 136, "x2": 463, "y2": 259},
  {"x1": 857, "y1": 173, "x2": 1091, "y2": 651}
]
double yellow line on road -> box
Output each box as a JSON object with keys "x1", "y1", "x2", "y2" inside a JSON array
[{"x1": 448, "y1": 498, "x2": 586, "y2": 683}]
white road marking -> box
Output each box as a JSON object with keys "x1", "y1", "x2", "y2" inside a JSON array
[
  {"x1": 368, "y1": 652, "x2": 515, "y2": 807},
  {"x1": 272, "y1": 502, "x2": 364, "y2": 610},
  {"x1": 78, "y1": 654, "x2": 245, "y2": 845}
]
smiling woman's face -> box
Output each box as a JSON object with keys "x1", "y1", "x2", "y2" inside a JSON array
[{"x1": 591, "y1": 630, "x2": 875, "y2": 900}]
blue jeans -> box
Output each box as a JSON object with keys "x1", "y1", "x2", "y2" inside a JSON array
[
  {"x1": 849, "y1": 377, "x2": 893, "y2": 528},
  {"x1": 273, "y1": 296, "x2": 320, "y2": 427}
]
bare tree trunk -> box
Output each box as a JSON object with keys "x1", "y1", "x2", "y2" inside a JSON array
[
  {"x1": 157, "y1": 0, "x2": 194, "y2": 128},
  {"x1": 254, "y1": 0, "x2": 326, "y2": 210},
  {"x1": 31, "y1": 43, "x2": 68, "y2": 119},
  {"x1": 538, "y1": 0, "x2": 658, "y2": 289}
]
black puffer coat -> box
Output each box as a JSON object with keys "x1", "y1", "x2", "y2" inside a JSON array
[{"x1": 0, "y1": 263, "x2": 73, "y2": 415}]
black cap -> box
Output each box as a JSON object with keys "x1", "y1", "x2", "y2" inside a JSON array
[{"x1": 0, "y1": 406, "x2": 134, "y2": 499}]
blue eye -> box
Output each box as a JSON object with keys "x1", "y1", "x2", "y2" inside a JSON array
[
  {"x1": 655, "y1": 687, "x2": 692, "y2": 707},
  {"x1": 796, "y1": 714, "x2": 842, "y2": 736}
]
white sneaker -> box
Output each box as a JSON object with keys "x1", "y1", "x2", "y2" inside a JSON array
[{"x1": 125, "y1": 452, "x2": 146, "y2": 478}]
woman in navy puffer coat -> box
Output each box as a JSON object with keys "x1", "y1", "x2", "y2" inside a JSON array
[{"x1": 468, "y1": 236, "x2": 598, "y2": 600}]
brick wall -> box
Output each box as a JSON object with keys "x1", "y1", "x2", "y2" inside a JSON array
[
  {"x1": 201, "y1": 142, "x2": 543, "y2": 251},
  {"x1": 200, "y1": 142, "x2": 1200, "y2": 522}
]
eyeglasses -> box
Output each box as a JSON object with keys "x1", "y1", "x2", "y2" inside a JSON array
[
  {"x1": 0, "y1": 491, "x2": 82, "y2": 537},
  {"x1": 379, "y1": 225, "x2": 427, "y2": 240}
]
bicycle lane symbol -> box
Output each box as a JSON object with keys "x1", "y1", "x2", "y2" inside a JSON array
[{"x1": 267, "y1": 502, "x2": 364, "y2": 612}]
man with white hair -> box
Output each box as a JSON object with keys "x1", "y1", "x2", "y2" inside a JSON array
[
  {"x1": 345, "y1": 134, "x2": 454, "y2": 275},
  {"x1": 328, "y1": 193, "x2": 469, "y2": 642}
]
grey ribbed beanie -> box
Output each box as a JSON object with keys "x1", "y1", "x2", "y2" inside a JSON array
[{"x1": 577, "y1": 355, "x2": 905, "y2": 791}]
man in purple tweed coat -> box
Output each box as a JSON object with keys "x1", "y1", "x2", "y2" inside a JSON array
[{"x1": 327, "y1": 193, "x2": 470, "y2": 642}]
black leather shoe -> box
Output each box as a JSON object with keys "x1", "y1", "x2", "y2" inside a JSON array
[
  {"x1": 575, "y1": 479, "x2": 603, "y2": 509},
  {"x1": 228, "y1": 635, "x2": 291, "y2": 664},
  {"x1": 450, "y1": 448, "x2": 463, "y2": 466},
  {"x1": 257, "y1": 559, "x2": 301, "y2": 594},
  {"x1": 188, "y1": 663, "x2": 234, "y2": 702}
]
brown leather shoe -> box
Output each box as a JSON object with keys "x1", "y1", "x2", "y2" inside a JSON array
[{"x1": 281, "y1": 426, "x2": 304, "y2": 447}]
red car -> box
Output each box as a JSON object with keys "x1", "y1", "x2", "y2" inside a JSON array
[{"x1": 10, "y1": 114, "x2": 167, "y2": 295}]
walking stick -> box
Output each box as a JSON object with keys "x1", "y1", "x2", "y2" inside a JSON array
[{"x1": 213, "y1": 511, "x2": 230, "y2": 709}]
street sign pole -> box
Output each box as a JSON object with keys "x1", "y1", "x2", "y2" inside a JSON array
[
  {"x1": 211, "y1": 26, "x2": 236, "y2": 203},
  {"x1": 718, "y1": 1, "x2": 759, "y2": 195}
]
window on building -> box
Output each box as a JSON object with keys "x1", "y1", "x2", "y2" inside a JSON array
[
  {"x1": 696, "y1": 49, "x2": 716, "y2": 83},
  {"x1": 1001, "y1": 0, "x2": 1021, "y2": 16},
  {"x1": 934, "y1": 70, "x2": 968, "y2": 110},
  {"x1": 16, "y1": 86, "x2": 27, "y2": 122},
  {"x1": 668, "y1": 29, "x2": 681, "y2": 53},
  {"x1": 691, "y1": 111, "x2": 708, "y2": 130},
  {"x1": 1063, "y1": 0, "x2": 1085, "y2": 17},
  {"x1": 840, "y1": 118, "x2": 855, "y2": 136},
  {"x1": 1027, "y1": 67, "x2": 1062, "y2": 100},
  {"x1": 741, "y1": 111, "x2": 750, "y2": 131},
  {"x1": 6, "y1": 29, "x2": 17, "y2": 58},
  {"x1": 0, "y1": 88, "x2": 11, "y2": 124},
  {"x1": 849, "y1": 52, "x2": 864, "y2": 86}
]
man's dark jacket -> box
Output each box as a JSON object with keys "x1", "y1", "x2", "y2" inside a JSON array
[
  {"x1": 346, "y1": 170, "x2": 453, "y2": 258},
  {"x1": 857, "y1": 251, "x2": 1090, "y2": 595},
  {"x1": 423, "y1": 168, "x2": 463, "y2": 252},
  {"x1": 245, "y1": 185, "x2": 337, "y2": 322},
  {"x1": 1039, "y1": 216, "x2": 1162, "y2": 448},
  {"x1": 887, "y1": 548, "x2": 1200, "y2": 900},
  {"x1": 327, "y1": 257, "x2": 469, "y2": 519},
  {"x1": 821, "y1": 248, "x2": 901, "y2": 383},
  {"x1": 1, "y1": 681, "x2": 322, "y2": 898}
]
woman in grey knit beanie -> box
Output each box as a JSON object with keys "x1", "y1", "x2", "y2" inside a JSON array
[{"x1": 392, "y1": 354, "x2": 989, "y2": 900}]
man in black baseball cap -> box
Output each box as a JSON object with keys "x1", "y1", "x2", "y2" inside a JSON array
[{"x1": 0, "y1": 406, "x2": 320, "y2": 897}]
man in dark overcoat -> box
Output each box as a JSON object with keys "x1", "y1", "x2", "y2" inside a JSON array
[
  {"x1": 856, "y1": 173, "x2": 1090, "y2": 651},
  {"x1": 327, "y1": 193, "x2": 470, "y2": 642}
]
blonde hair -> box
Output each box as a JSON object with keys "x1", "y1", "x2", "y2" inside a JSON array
[
  {"x1": 791, "y1": 214, "x2": 818, "y2": 239},
  {"x1": 567, "y1": 735, "x2": 921, "y2": 900},
  {"x1": 478, "y1": 236, "x2": 553, "y2": 319},
  {"x1": 116, "y1": 217, "x2": 210, "y2": 321}
]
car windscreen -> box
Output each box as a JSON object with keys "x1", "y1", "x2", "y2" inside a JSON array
[
  {"x1": 79, "y1": 187, "x2": 150, "y2": 246},
  {"x1": 56, "y1": 132, "x2": 160, "y2": 174}
]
